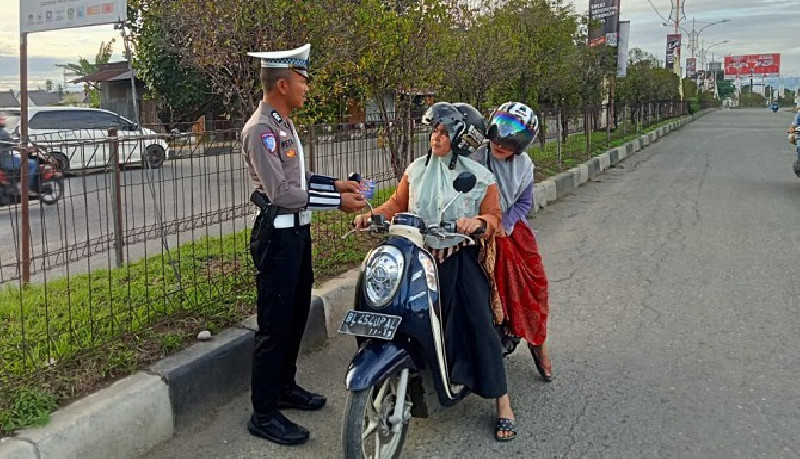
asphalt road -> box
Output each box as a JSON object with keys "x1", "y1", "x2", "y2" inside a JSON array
[{"x1": 147, "y1": 108, "x2": 800, "y2": 458}]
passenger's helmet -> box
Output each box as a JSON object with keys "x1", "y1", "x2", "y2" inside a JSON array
[
  {"x1": 452, "y1": 102, "x2": 486, "y2": 155},
  {"x1": 487, "y1": 102, "x2": 539, "y2": 155},
  {"x1": 422, "y1": 102, "x2": 466, "y2": 149}
]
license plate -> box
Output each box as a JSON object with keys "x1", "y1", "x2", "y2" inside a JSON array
[{"x1": 338, "y1": 310, "x2": 402, "y2": 340}]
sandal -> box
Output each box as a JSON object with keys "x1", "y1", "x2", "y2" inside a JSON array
[
  {"x1": 529, "y1": 343, "x2": 553, "y2": 382},
  {"x1": 495, "y1": 418, "x2": 517, "y2": 442}
]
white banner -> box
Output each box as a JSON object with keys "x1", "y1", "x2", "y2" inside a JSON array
[
  {"x1": 616, "y1": 21, "x2": 630, "y2": 78},
  {"x1": 21, "y1": 0, "x2": 127, "y2": 34}
]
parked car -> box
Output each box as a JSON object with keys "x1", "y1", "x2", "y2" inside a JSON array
[{"x1": 0, "y1": 107, "x2": 170, "y2": 172}]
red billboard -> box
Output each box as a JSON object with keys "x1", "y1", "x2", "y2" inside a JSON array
[{"x1": 723, "y1": 54, "x2": 781, "y2": 77}]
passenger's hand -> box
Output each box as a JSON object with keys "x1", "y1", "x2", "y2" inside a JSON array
[
  {"x1": 339, "y1": 193, "x2": 366, "y2": 213},
  {"x1": 497, "y1": 227, "x2": 508, "y2": 238},
  {"x1": 335, "y1": 180, "x2": 361, "y2": 194},
  {"x1": 457, "y1": 217, "x2": 485, "y2": 236},
  {"x1": 353, "y1": 212, "x2": 373, "y2": 228}
]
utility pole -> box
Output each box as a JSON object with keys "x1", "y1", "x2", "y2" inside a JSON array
[{"x1": 674, "y1": 0, "x2": 683, "y2": 99}]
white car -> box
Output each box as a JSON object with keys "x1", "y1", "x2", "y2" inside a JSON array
[{"x1": 0, "y1": 107, "x2": 170, "y2": 172}]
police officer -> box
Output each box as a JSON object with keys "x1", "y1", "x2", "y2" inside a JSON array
[{"x1": 242, "y1": 43, "x2": 366, "y2": 446}]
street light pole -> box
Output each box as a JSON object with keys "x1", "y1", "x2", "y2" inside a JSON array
[{"x1": 673, "y1": 0, "x2": 683, "y2": 99}]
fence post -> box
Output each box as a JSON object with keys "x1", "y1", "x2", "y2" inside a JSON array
[
  {"x1": 556, "y1": 109, "x2": 562, "y2": 170},
  {"x1": 606, "y1": 103, "x2": 611, "y2": 144},
  {"x1": 109, "y1": 128, "x2": 124, "y2": 268},
  {"x1": 20, "y1": 144, "x2": 31, "y2": 284},
  {"x1": 307, "y1": 124, "x2": 316, "y2": 173},
  {"x1": 584, "y1": 106, "x2": 591, "y2": 158}
]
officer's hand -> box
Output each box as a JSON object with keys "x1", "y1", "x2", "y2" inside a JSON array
[
  {"x1": 353, "y1": 212, "x2": 372, "y2": 228},
  {"x1": 340, "y1": 193, "x2": 366, "y2": 213},
  {"x1": 457, "y1": 217, "x2": 485, "y2": 236},
  {"x1": 335, "y1": 180, "x2": 361, "y2": 194}
]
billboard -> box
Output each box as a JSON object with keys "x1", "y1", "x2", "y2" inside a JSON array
[
  {"x1": 686, "y1": 58, "x2": 697, "y2": 80},
  {"x1": 616, "y1": 21, "x2": 630, "y2": 77},
  {"x1": 723, "y1": 54, "x2": 781, "y2": 77},
  {"x1": 588, "y1": 0, "x2": 621, "y2": 47},
  {"x1": 21, "y1": 0, "x2": 127, "y2": 34},
  {"x1": 665, "y1": 34, "x2": 681, "y2": 71},
  {"x1": 708, "y1": 62, "x2": 723, "y2": 73}
]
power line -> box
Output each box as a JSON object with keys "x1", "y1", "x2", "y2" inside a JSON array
[{"x1": 647, "y1": 0, "x2": 668, "y2": 23}]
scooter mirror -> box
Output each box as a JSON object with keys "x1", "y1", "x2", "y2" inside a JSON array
[{"x1": 453, "y1": 171, "x2": 476, "y2": 193}]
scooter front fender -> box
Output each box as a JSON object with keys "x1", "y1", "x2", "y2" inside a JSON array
[{"x1": 345, "y1": 340, "x2": 415, "y2": 392}]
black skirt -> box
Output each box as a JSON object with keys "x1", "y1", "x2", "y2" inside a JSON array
[{"x1": 438, "y1": 246, "x2": 508, "y2": 399}]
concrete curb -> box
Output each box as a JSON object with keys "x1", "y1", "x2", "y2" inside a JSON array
[{"x1": 0, "y1": 110, "x2": 711, "y2": 458}]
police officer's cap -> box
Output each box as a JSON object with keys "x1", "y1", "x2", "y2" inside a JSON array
[{"x1": 248, "y1": 44, "x2": 311, "y2": 79}]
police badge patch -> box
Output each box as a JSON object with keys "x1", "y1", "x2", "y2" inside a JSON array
[
  {"x1": 261, "y1": 132, "x2": 277, "y2": 153},
  {"x1": 271, "y1": 110, "x2": 283, "y2": 124}
]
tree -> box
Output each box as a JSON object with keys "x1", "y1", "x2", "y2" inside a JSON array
[
  {"x1": 55, "y1": 40, "x2": 115, "y2": 108},
  {"x1": 55, "y1": 40, "x2": 115, "y2": 91},
  {"x1": 325, "y1": 0, "x2": 451, "y2": 178},
  {"x1": 127, "y1": 0, "x2": 218, "y2": 123}
]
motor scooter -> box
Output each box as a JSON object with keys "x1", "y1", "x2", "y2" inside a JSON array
[
  {"x1": 790, "y1": 127, "x2": 800, "y2": 178},
  {"x1": 0, "y1": 140, "x2": 64, "y2": 206},
  {"x1": 339, "y1": 171, "x2": 488, "y2": 459}
]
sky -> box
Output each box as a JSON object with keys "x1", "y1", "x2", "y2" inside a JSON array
[{"x1": 1, "y1": 0, "x2": 800, "y2": 92}]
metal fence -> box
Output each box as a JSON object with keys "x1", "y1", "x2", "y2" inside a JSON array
[{"x1": 0, "y1": 101, "x2": 693, "y2": 385}]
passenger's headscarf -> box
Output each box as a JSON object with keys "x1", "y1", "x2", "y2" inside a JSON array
[
  {"x1": 471, "y1": 143, "x2": 534, "y2": 214},
  {"x1": 407, "y1": 150, "x2": 495, "y2": 226}
]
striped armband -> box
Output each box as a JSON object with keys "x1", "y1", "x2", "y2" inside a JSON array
[
  {"x1": 309, "y1": 175, "x2": 337, "y2": 192},
  {"x1": 307, "y1": 190, "x2": 341, "y2": 210}
]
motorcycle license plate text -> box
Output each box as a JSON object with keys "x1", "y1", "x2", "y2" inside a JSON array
[{"x1": 339, "y1": 311, "x2": 402, "y2": 340}]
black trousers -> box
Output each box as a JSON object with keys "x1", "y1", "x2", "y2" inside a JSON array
[
  {"x1": 249, "y1": 214, "x2": 313, "y2": 414},
  {"x1": 439, "y1": 246, "x2": 508, "y2": 399}
]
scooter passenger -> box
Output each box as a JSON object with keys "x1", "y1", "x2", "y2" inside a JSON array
[
  {"x1": 0, "y1": 115, "x2": 39, "y2": 193},
  {"x1": 353, "y1": 102, "x2": 518, "y2": 441},
  {"x1": 788, "y1": 107, "x2": 800, "y2": 172}
]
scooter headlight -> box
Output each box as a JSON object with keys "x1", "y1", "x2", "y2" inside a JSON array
[{"x1": 364, "y1": 246, "x2": 404, "y2": 308}]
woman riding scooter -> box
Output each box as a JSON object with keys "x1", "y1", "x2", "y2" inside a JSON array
[{"x1": 353, "y1": 102, "x2": 518, "y2": 441}]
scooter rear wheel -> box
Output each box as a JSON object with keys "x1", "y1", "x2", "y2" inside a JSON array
[{"x1": 342, "y1": 372, "x2": 410, "y2": 459}]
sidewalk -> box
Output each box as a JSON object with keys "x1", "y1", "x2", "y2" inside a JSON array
[{"x1": 0, "y1": 113, "x2": 704, "y2": 459}]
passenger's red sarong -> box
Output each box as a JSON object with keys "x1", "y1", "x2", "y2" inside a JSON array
[{"x1": 494, "y1": 220, "x2": 549, "y2": 346}]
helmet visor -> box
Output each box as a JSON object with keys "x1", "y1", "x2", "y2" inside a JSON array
[{"x1": 487, "y1": 112, "x2": 533, "y2": 154}]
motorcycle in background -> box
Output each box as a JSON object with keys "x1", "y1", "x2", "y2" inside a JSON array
[
  {"x1": 0, "y1": 140, "x2": 64, "y2": 206},
  {"x1": 339, "y1": 171, "x2": 487, "y2": 459}
]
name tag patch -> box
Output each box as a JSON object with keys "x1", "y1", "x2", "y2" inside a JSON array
[
  {"x1": 261, "y1": 132, "x2": 276, "y2": 152},
  {"x1": 281, "y1": 139, "x2": 294, "y2": 148}
]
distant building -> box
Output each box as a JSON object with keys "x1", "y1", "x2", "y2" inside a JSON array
[
  {"x1": 27, "y1": 90, "x2": 63, "y2": 107},
  {"x1": 0, "y1": 90, "x2": 19, "y2": 108}
]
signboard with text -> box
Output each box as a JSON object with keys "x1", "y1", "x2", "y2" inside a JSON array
[
  {"x1": 686, "y1": 58, "x2": 697, "y2": 79},
  {"x1": 588, "y1": 0, "x2": 621, "y2": 46},
  {"x1": 723, "y1": 53, "x2": 781, "y2": 77},
  {"x1": 665, "y1": 34, "x2": 681, "y2": 71},
  {"x1": 21, "y1": 0, "x2": 127, "y2": 34}
]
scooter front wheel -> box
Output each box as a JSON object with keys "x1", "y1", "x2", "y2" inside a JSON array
[{"x1": 342, "y1": 369, "x2": 411, "y2": 459}]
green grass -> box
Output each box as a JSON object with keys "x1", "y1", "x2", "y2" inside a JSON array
[
  {"x1": 0, "y1": 387, "x2": 57, "y2": 432},
  {"x1": 0, "y1": 184, "x2": 397, "y2": 435}
]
